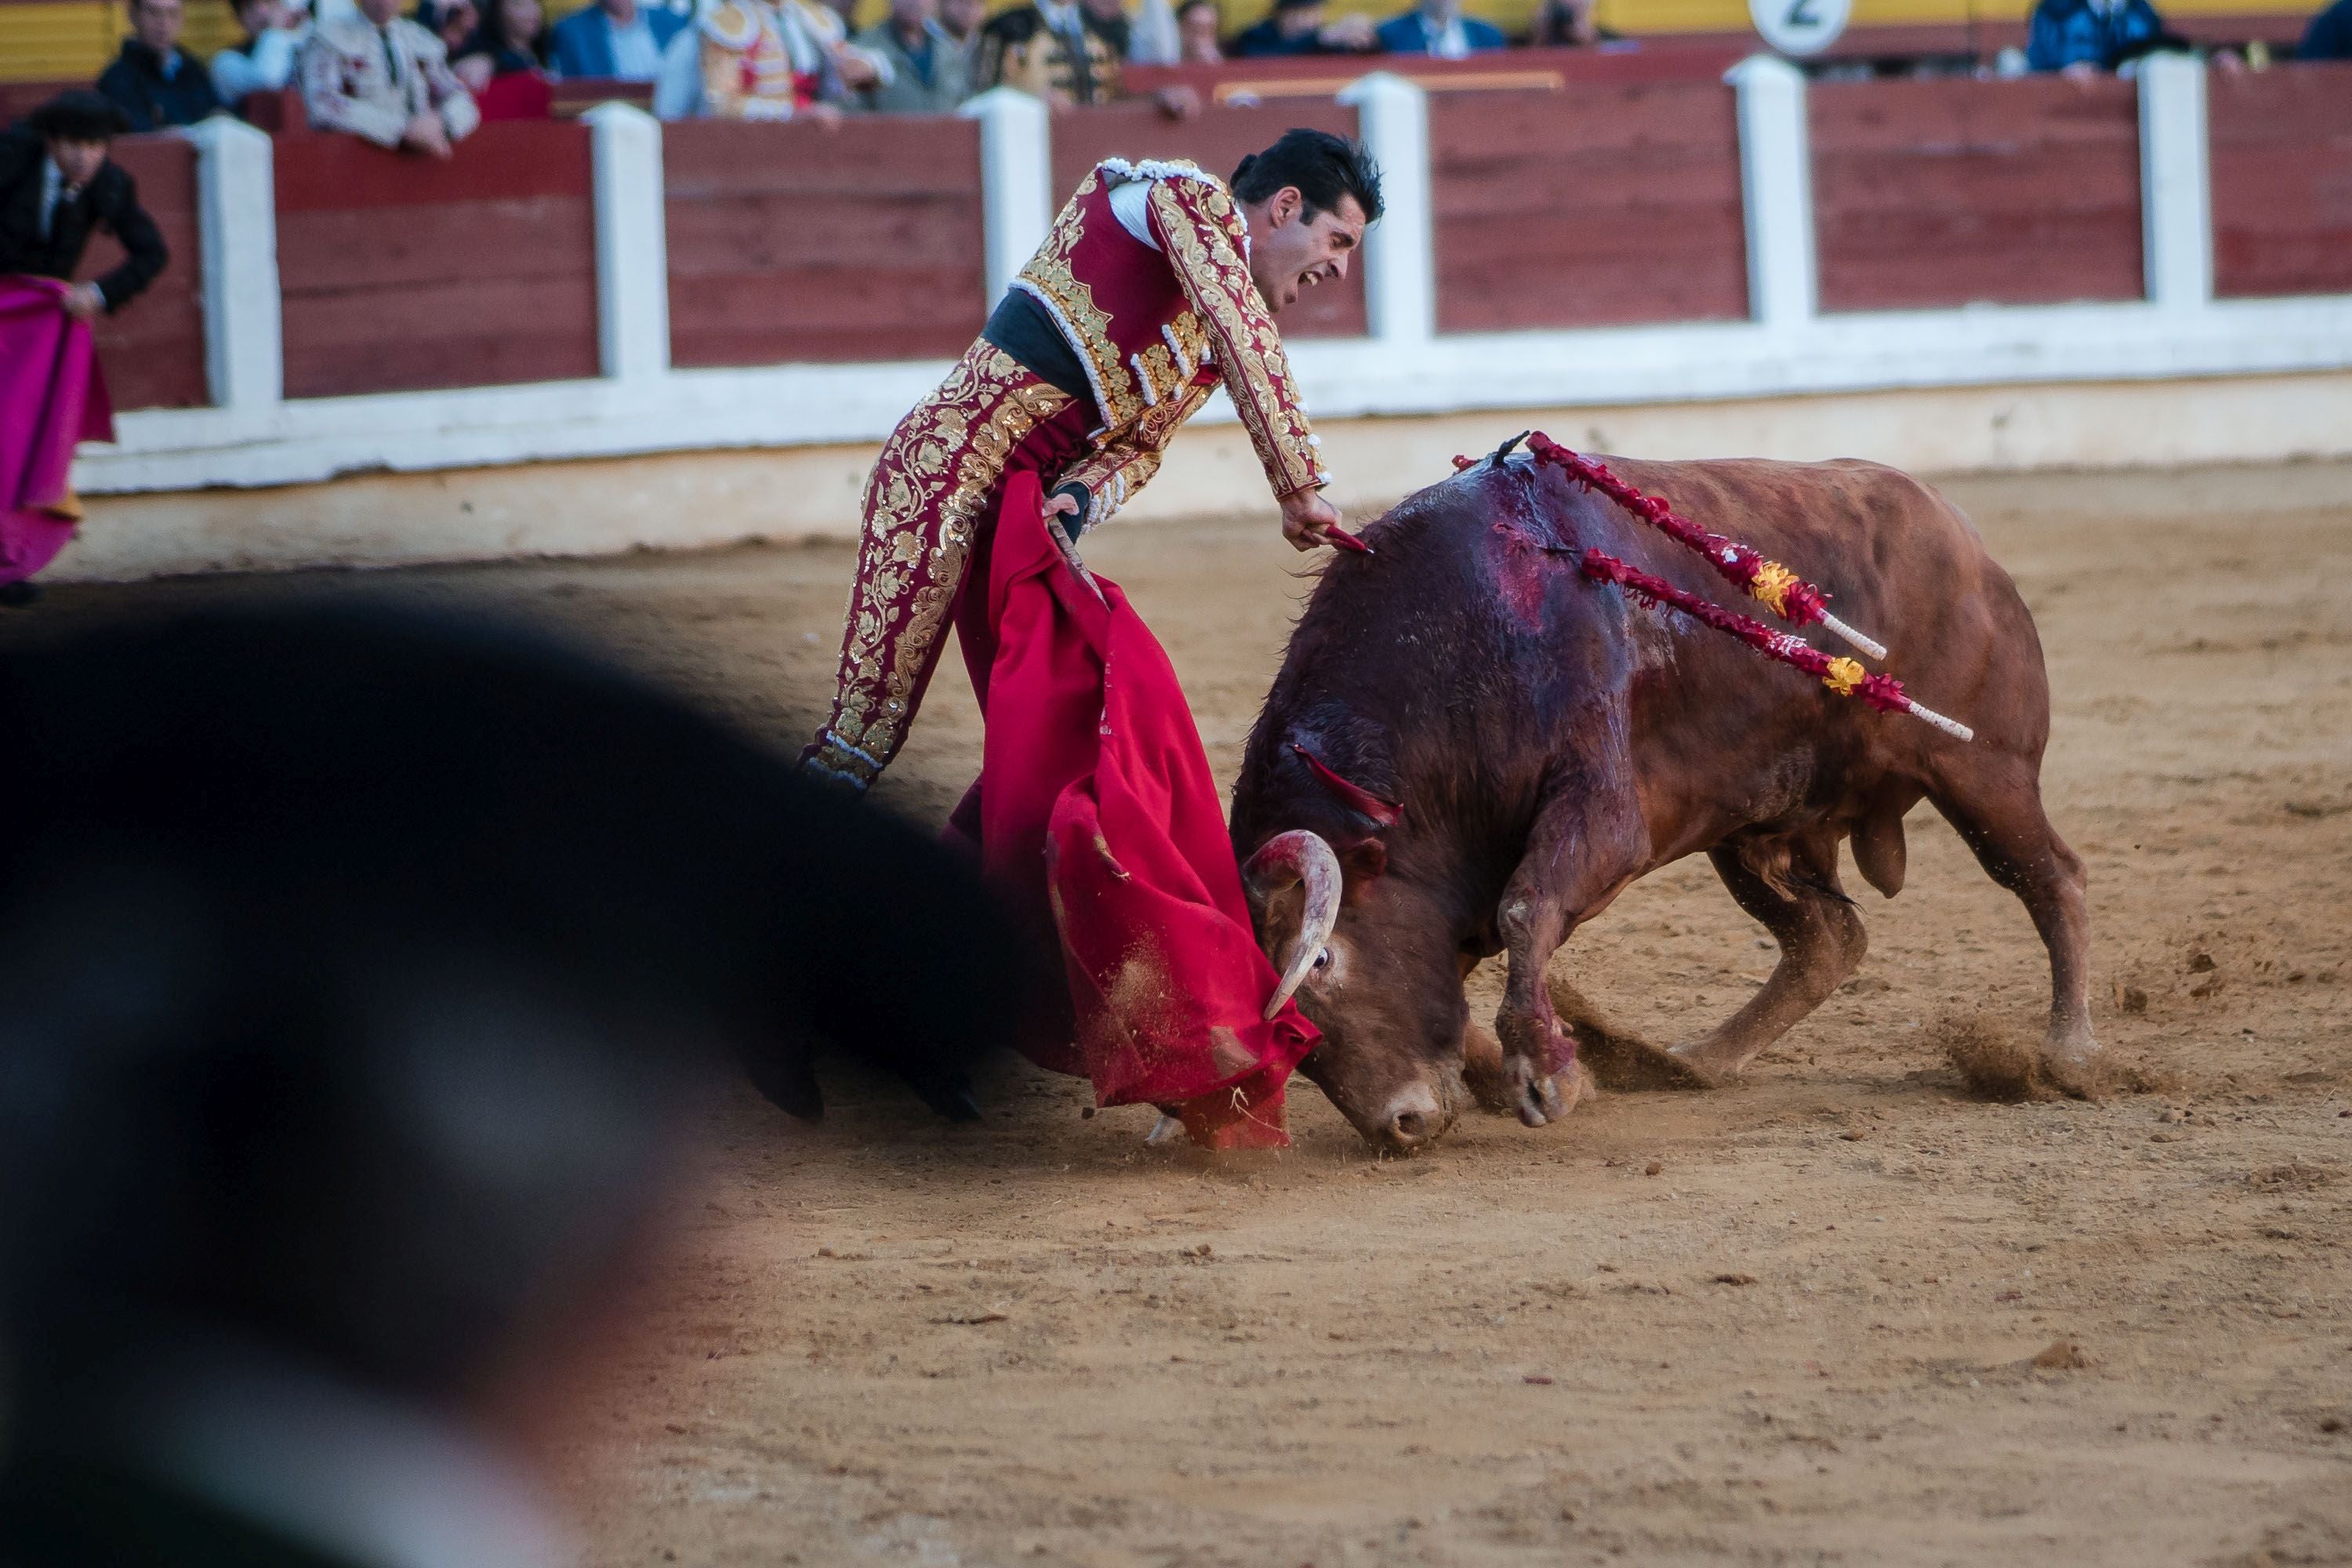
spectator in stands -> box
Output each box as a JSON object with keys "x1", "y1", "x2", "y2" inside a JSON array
[
  {"x1": 857, "y1": 0, "x2": 975, "y2": 111},
  {"x1": 938, "y1": 0, "x2": 985, "y2": 43},
  {"x1": 2024, "y1": 0, "x2": 2188, "y2": 72},
  {"x1": 691, "y1": 0, "x2": 860, "y2": 120},
  {"x1": 212, "y1": 0, "x2": 310, "y2": 114},
  {"x1": 2300, "y1": 0, "x2": 2352, "y2": 55},
  {"x1": 1176, "y1": 0, "x2": 1225, "y2": 60},
  {"x1": 1231, "y1": 0, "x2": 1377, "y2": 55},
  {"x1": 550, "y1": 0, "x2": 690, "y2": 79},
  {"x1": 804, "y1": 0, "x2": 894, "y2": 92},
  {"x1": 0, "y1": 92, "x2": 167, "y2": 322},
  {"x1": 299, "y1": 0, "x2": 480, "y2": 155},
  {"x1": 453, "y1": 0, "x2": 550, "y2": 89},
  {"x1": 95, "y1": 0, "x2": 222, "y2": 131},
  {"x1": 975, "y1": 0, "x2": 1198, "y2": 109},
  {"x1": 417, "y1": 0, "x2": 481, "y2": 56},
  {"x1": 977, "y1": 0, "x2": 1128, "y2": 103},
  {"x1": 1528, "y1": 0, "x2": 1619, "y2": 45},
  {"x1": 1375, "y1": 0, "x2": 1505, "y2": 55}
]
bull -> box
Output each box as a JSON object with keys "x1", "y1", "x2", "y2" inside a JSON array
[{"x1": 1231, "y1": 441, "x2": 2095, "y2": 1152}]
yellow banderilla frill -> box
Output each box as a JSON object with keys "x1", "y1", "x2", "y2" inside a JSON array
[
  {"x1": 1822, "y1": 656, "x2": 1867, "y2": 696},
  {"x1": 1749, "y1": 561, "x2": 1799, "y2": 617}
]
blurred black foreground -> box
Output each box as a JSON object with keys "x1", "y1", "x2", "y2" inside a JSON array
[{"x1": 0, "y1": 604, "x2": 1032, "y2": 1568}]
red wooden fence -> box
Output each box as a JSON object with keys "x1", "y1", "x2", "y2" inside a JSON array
[
  {"x1": 274, "y1": 119, "x2": 599, "y2": 398},
  {"x1": 1810, "y1": 76, "x2": 2143, "y2": 313},
  {"x1": 2209, "y1": 61, "x2": 2352, "y2": 300},
  {"x1": 1050, "y1": 100, "x2": 1368, "y2": 339},
  {"x1": 78, "y1": 134, "x2": 207, "y2": 412},
  {"x1": 664, "y1": 114, "x2": 986, "y2": 368},
  {"x1": 1428, "y1": 82, "x2": 1748, "y2": 332}
]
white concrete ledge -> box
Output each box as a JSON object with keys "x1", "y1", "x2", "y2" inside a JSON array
[{"x1": 75, "y1": 295, "x2": 2352, "y2": 495}]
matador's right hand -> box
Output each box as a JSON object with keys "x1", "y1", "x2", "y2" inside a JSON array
[{"x1": 1279, "y1": 486, "x2": 1343, "y2": 553}]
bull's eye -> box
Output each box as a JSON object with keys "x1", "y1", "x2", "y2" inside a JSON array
[{"x1": 1312, "y1": 947, "x2": 1333, "y2": 971}]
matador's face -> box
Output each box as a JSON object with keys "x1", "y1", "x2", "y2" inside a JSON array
[{"x1": 1243, "y1": 190, "x2": 1368, "y2": 317}]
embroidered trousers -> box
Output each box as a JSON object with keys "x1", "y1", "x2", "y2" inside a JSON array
[{"x1": 804, "y1": 341, "x2": 1094, "y2": 791}]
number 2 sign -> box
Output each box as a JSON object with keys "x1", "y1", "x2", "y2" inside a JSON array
[{"x1": 1750, "y1": 0, "x2": 1849, "y2": 55}]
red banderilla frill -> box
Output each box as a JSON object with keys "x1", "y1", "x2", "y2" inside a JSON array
[
  {"x1": 1519, "y1": 432, "x2": 1891, "y2": 663},
  {"x1": 1579, "y1": 550, "x2": 1973, "y2": 742}
]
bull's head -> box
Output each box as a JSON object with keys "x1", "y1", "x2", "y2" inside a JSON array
[{"x1": 1242, "y1": 744, "x2": 1469, "y2": 1154}]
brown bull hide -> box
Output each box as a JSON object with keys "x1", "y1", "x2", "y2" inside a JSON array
[{"x1": 1231, "y1": 449, "x2": 2095, "y2": 1153}]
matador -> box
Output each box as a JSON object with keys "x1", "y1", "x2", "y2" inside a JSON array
[{"x1": 803, "y1": 128, "x2": 1384, "y2": 792}]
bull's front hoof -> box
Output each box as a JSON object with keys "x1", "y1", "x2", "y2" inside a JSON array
[
  {"x1": 1504, "y1": 1054, "x2": 1581, "y2": 1127},
  {"x1": 1577, "y1": 1026, "x2": 1720, "y2": 1092}
]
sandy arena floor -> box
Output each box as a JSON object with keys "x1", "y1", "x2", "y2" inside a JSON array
[{"x1": 24, "y1": 460, "x2": 2352, "y2": 1565}]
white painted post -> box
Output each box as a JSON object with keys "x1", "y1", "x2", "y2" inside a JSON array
[
  {"x1": 1728, "y1": 54, "x2": 1817, "y2": 331},
  {"x1": 960, "y1": 87, "x2": 1052, "y2": 308},
  {"x1": 179, "y1": 115, "x2": 281, "y2": 414},
  {"x1": 585, "y1": 102, "x2": 670, "y2": 384},
  {"x1": 1338, "y1": 71, "x2": 1435, "y2": 344},
  {"x1": 2138, "y1": 51, "x2": 2212, "y2": 312}
]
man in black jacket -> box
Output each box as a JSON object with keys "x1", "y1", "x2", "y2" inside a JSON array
[
  {"x1": 0, "y1": 90, "x2": 169, "y2": 325},
  {"x1": 95, "y1": 0, "x2": 221, "y2": 130}
]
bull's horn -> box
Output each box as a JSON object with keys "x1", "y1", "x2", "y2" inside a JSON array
[{"x1": 1242, "y1": 829, "x2": 1342, "y2": 1021}]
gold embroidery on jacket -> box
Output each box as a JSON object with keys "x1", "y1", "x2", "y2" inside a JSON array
[
  {"x1": 1145, "y1": 178, "x2": 1323, "y2": 497},
  {"x1": 1014, "y1": 171, "x2": 1144, "y2": 432}
]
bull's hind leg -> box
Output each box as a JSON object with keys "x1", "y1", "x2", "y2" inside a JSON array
[
  {"x1": 1671, "y1": 830, "x2": 1868, "y2": 1080},
  {"x1": 1929, "y1": 761, "x2": 2098, "y2": 1089}
]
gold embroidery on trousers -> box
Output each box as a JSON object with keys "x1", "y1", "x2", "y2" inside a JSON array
[{"x1": 814, "y1": 343, "x2": 1074, "y2": 786}]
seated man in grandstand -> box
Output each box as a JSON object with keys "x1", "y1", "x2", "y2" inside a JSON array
[
  {"x1": 939, "y1": 0, "x2": 985, "y2": 44},
  {"x1": 2301, "y1": 0, "x2": 2352, "y2": 55},
  {"x1": 2024, "y1": 0, "x2": 2190, "y2": 71},
  {"x1": 978, "y1": 0, "x2": 1202, "y2": 111},
  {"x1": 976, "y1": 0, "x2": 1127, "y2": 103},
  {"x1": 1375, "y1": 0, "x2": 1505, "y2": 54},
  {"x1": 299, "y1": 0, "x2": 480, "y2": 153},
  {"x1": 95, "y1": 0, "x2": 221, "y2": 131},
  {"x1": 550, "y1": 0, "x2": 691, "y2": 79},
  {"x1": 1231, "y1": 0, "x2": 1378, "y2": 56},
  {"x1": 1528, "y1": 0, "x2": 1620, "y2": 46},
  {"x1": 0, "y1": 92, "x2": 169, "y2": 604},
  {"x1": 211, "y1": 0, "x2": 310, "y2": 115},
  {"x1": 856, "y1": 0, "x2": 975, "y2": 111},
  {"x1": 1175, "y1": 0, "x2": 1226, "y2": 61},
  {"x1": 802, "y1": 128, "x2": 1379, "y2": 793}
]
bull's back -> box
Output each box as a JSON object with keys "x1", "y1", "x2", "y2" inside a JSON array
[{"x1": 1566, "y1": 454, "x2": 2051, "y2": 774}]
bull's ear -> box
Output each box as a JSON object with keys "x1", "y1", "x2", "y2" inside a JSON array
[{"x1": 1341, "y1": 835, "x2": 1388, "y2": 895}]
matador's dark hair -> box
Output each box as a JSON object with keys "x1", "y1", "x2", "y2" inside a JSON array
[{"x1": 1231, "y1": 129, "x2": 1384, "y2": 226}]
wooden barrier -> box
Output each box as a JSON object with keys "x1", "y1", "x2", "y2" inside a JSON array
[
  {"x1": 2210, "y1": 61, "x2": 2352, "y2": 302},
  {"x1": 1428, "y1": 82, "x2": 1746, "y2": 332},
  {"x1": 78, "y1": 132, "x2": 207, "y2": 412},
  {"x1": 274, "y1": 120, "x2": 599, "y2": 397},
  {"x1": 665, "y1": 114, "x2": 986, "y2": 368},
  {"x1": 1810, "y1": 76, "x2": 2143, "y2": 314},
  {"x1": 1049, "y1": 100, "x2": 1367, "y2": 339}
]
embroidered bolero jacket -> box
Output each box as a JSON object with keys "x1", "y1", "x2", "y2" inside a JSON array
[{"x1": 1014, "y1": 158, "x2": 1330, "y2": 528}]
